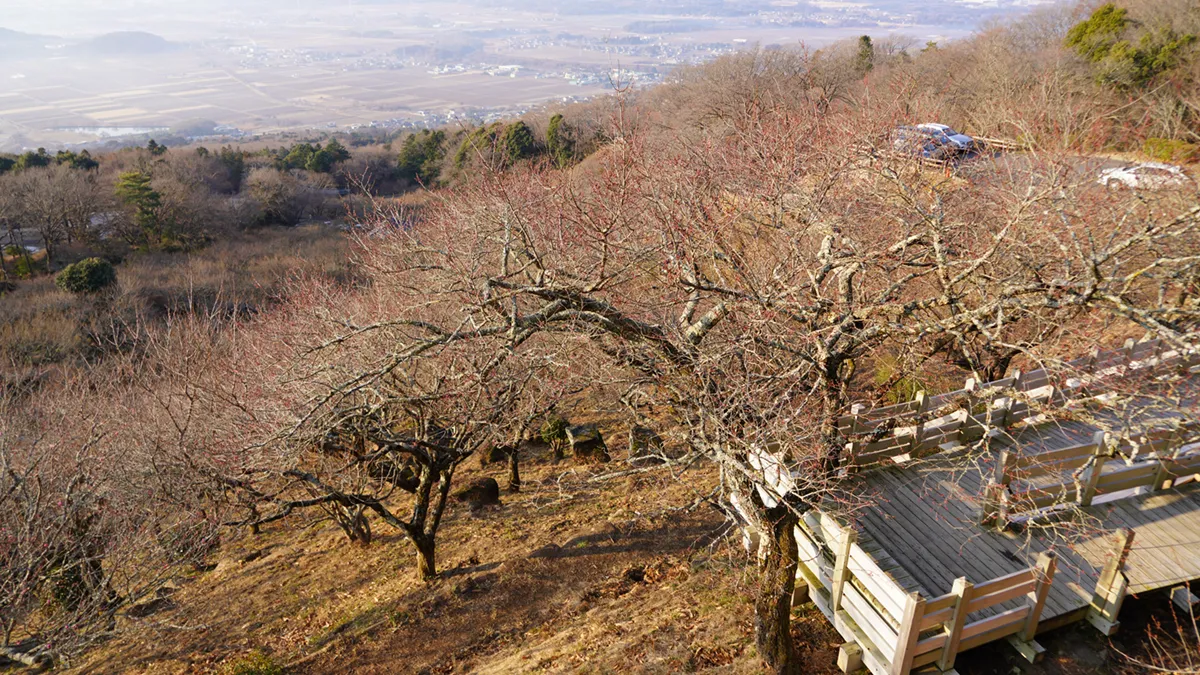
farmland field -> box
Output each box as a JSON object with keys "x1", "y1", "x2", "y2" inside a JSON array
[{"x1": 0, "y1": 0, "x2": 993, "y2": 149}]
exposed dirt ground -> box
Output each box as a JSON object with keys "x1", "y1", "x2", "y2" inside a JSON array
[{"x1": 64, "y1": 438, "x2": 842, "y2": 675}]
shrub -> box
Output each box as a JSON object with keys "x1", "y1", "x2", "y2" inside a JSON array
[
  {"x1": 12, "y1": 254, "x2": 47, "y2": 279},
  {"x1": 539, "y1": 414, "x2": 569, "y2": 446},
  {"x1": 55, "y1": 258, "x2": 116, "y2": 294},
  {"x1": 225, "y1": 652, "x2": 284, "y2": 675},
  {"x1": 1144, "y1": 138, "x2": 1198, "y2": 163},
  {"x1": 540, "y1": 414, "x2": 571, "y2": 460}
]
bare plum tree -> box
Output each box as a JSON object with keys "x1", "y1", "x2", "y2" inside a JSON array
[{"x1": 313, "y1": 96, "x2": 1200, "y2": 672}]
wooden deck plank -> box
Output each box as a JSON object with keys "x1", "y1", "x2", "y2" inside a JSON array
[{"x1": 865, "y1": 470, "x2": 1027, "y2": 602}]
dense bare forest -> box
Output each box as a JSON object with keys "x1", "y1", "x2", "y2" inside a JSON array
[{"x1": 3, "y1": 1, "x2": 1200, "y2": 673}]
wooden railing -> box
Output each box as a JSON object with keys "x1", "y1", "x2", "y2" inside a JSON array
[
  {"x1": 972, "y1": 135, "x2": 1029, "y2": 152},
  {"x1": 982, "y1": 423, "x2": 1200, "y2": 524},
  {"x1": 795, "y1": 512, "x2": 1056, "y2": 675},
  {"x1": 838, "y1": 339, "x2": 1199, "y2": 470}
]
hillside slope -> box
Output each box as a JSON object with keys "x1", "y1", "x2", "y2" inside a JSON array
[{"x1": 68, "y1": 442, "x2": 843, "y2": 675}]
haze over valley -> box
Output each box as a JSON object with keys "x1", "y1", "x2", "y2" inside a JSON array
[{"x1": 0, "y1": 0, "x2": 1048, "y2": 150}]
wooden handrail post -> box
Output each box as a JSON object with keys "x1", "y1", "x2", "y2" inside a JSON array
[
  {"x1": 890, "y1": 591, "x2": 926, "y2": 675},
  {"x1": 830, "y1": 528, "x2": 856, "y2": 612},
  {"x1": 938, "y1": 577, "x2": 973, "y2": 671},
  {"x1": 992, "y1": 395, "x2": 1014, "y2": 432},
  {"x1": 1020, "y1": 552, "x2": 1057, "y2": 640},
  {"x1": 850, "y1": 403, "x2": 865, "y2": 435},
  {"x1": 1080, "y1": 431, "x2": 1108, "y2": 507},
  {"x1": 981, "y1": 450, "x2": 1014, "y2": 526},
  {"x1": 910, "y1": 391, "x2": 929, "y2": 453},
  {"x1": 1151, "y1": 427, "x2": 1177, "y2": 490},
  {"x1": 980, "y1": 482, "x2": 1004, "y2": 526},
  {"x1": 845, "y1": 441, "x2": 862, "y2": 470},
  {"x1": 1088, "y1": 529, "x2": 1135, "y2": 635}
]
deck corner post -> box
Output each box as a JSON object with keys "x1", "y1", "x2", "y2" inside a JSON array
[
  {"x1": 890, "y1": 591, "x2": 926, "y2": 675},
  {"x1": 937, "y1": 577, "x2": 973, "y2": 671},
  {"x1": 831, "y1": 528, "x2": 856, "y2": 612},
  {"x1": 1020, "y1": 551, "x2": 1057, "y2": 641},
  {"x1": 1087, "y1": 528, "x2": 1135, "y2": 636}
]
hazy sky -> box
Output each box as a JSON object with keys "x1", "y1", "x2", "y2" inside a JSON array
[{"x1": 2, "y1": 0, "x2": 1057, "y2": 37}]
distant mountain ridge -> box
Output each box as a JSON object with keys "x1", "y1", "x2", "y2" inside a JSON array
[
  {"x1": 74, "y1": 31, "x2": 180, "y2": 57},
  {"x1": 0, "y1": 27, "x2": 56, "y2": 57},
  {"x1": 0, "y1": 28, "x2": 180, "y2": 59}
]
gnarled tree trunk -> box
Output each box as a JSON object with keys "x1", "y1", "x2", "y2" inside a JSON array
[
  {"x1": 507, "y1": 446, "x2": 521, "y2": 493},
  {"x1": 754, "y1": 502, "x2": 800, "y2": 674},
  {"x1": 413, "y1": 534, "x2": 436, "y2": 581}
]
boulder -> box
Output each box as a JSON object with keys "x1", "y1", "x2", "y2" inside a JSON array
[
  {"x1": 567, "y1": 424, "x2": 610, "y2": 463},
  {"x1": 478, "y1": 443, "x2": 509, "y2": 468},
  {"x1": 454, "y1": 477, "x2": 501, "y2": 506},
  {"x1": 628, "y1": 426, "x2": 666, "y2": 465}
]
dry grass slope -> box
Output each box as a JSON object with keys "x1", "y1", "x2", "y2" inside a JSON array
[{"x1": 66, "y1": 443, "x2": 844, "y2": 675}]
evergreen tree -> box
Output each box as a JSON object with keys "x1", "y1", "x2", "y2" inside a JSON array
[
  {"x1": 306, "y1": 148, "x2": 337, "y2": 173},
  {"x1": 453, "y1": 125, "x2": 499, "y2": 169},
  {"x1": 115, "y1": 171, "x2": 163, "y2": 247},
  {"x1": 855, "y1": 35, "x2": 874, "y2": 76},
  {"x1": 14, "y1": 148, "x2": 51, "y2": 172},
  {"x1": 1066, "y1": 4, "x2": 1195, "y2": 88},
  {"x1": 147, "y1": 139, "x2": 168, "y2": 156},
  {"x1": 218, "y1": 147, "x2": 246, "y2": 192},
  {"x1": 281, "y1": 143, "x2": 317, "y2": 171},
  {"x1": 54, "y1": 150, "x2": 99, "y2": 171},
  {"x1": 501, "y1": 121, "x2": 536, "y2": 165},
  {"x1": 397, "y1": 130, "x2": 446, "y2": 185},
  {"x1": 546, "y1": 113, "x2": 574, "y2": 167},
  {"x1": 324, "y1": 138, "x2": 352, "y2": 163}
]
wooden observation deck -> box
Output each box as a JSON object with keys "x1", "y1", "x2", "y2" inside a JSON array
[{"x1": 784, "y1": 339, "x2": 1200, "y2": 674}]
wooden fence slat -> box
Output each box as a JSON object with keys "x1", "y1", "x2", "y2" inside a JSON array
[
  {"x1": 972, "y1": 569, "x2": 1035, "y2": 597},
  {"x1": 1095, "y1": 463, "x2": 1159, "y2": 495},
  {"x1": 919, "y1": 605, "x2": 955, "y2": 631},
  {"x1": 842, "y1": 584, "x2": 900, "y2": 662},
  {"x1": 957, "y1": 608, "x2": 1031, "y2": 652},
  {"x1": 960, "y1": 606, "x2": 1030, "y2": 642},
  {"x1": 848, "y1": 544, "x2": 908, "y2": 623},
  {"x1": 963, "y1": 579, "x2": 1037, "y2": 614},
  {"x1": 1014, "y1": 455, "x2": 1092, "y2": 480},
  {"x1": 1013, "y1": 441, "x2": 1095, "y2": 470}
]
